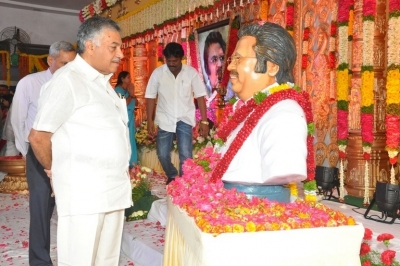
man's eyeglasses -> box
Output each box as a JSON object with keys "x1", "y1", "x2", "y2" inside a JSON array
[
  {"x1": 226, "y1": 56, "x2": 257, "y2": 65},
  {"x1": 209, "y1": 55, "x2": 224, "y2": 65}
]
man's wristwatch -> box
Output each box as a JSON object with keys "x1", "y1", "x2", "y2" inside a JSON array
[{"x1": 200, "y1": 120, "x2": 209, "y2": 125}]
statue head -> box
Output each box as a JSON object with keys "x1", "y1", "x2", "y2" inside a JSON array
[{"x1": 227, "y1": 22, "x2": 296, "y2": 100}]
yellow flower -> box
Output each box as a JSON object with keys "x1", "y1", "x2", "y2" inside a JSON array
[
  {"x1": 269, "y1": 83, "x2": 291, "y2": 95},
  {"x1": 232, "y1": 224, "x2": 244, "y2": 233},
  {"x1": 361, "y1": 70, "x2": 374, "y2": 107},
  {"x1": 245, "y1": 221, "x2": 256, "y2": 232},
  {"x1": 386, "y1": 70, "x2": 400, "y2": 104},
  {"x1": 287, "y1": 182, "x2": 298, "y2": 196},
  {"x1": 337, "y1": 70, "x2": 349, "y2": 101}
]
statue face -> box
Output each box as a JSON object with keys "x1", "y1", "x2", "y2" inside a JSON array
[{"x1": 227, "y1": 36, "x2": 277, "y2": 101}]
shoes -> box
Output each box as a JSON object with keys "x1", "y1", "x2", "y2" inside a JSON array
[{"x1": 166, "y1": 177, "x2": 175, "y2": 185}]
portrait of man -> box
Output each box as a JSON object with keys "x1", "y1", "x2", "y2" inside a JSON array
[{"x1": 198, "y1": 24, "x2": 234, "y2": 100}]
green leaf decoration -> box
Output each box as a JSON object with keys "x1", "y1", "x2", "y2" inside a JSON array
[
  {"x1": 253, "y1": 92, "x2": 267, "y2": 104},
  {"x1": 361, "y1": 105, "x2": 374, "y2": 114},
  {"x1": 303, "y1": 180, "x2": 317, "y2": 191},
  {"x1": 337, "y1": 100, "x2": 349, "y2": 111},
  {"x1": 307, "y1": 123, "x2": 315, "y2": 135}
]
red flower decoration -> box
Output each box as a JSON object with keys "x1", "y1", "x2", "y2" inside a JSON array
[
  {"x1": 286, "y1": 5, "x2": 294, "y2": 27},
  {"x1": 362, "y1": 261, "x2": 371, "y2": 266},
  {"x1": 390, "y1": 0, "x2": 400, "y2": 12},
  {"x1": 363, "y1": 152, "x2": 371, "y2": 160},
  {"x1": 363, "y1": 228, "x2": 373, "y2": 240},
  {"x1": 389, "y1": 157, "x2": 398, "y2": 165},
  {"x1": 339, "y1": 151, "x2": 347, "y2": 159},
  {"x1": 363, "y1": 0, "x2": 376, "y2": 17},
  {"x1": 337, "y1": 110, "x2": 349, "y2": 140},
  {"x1": 377, "y1": 233, "x2": 394, "y2": 242},
  {"x1": 303, "y1": 28, "x2": 310, "y2": 40},
  {"x1": 79, "y1": 10, "x2": 85, "y2": 23},
  {"x1": 381, "y1": 250, "x2": 396, "y2": 266},
  {"x1": 337, "y1": 0, "x2": 352, "y2": 23},
  {"x1": 385, "y1": 114, "x2": 400, "y2": 148},
  {"x1": 330, "y1": 22, "x2": 337, "y2": 36},
  {"x1": 329, "y1": 52, "x2": 336, "y2": 69},
  {"x1": 360, "y1": 242, "x2": 371, "y2": 256},
  {"x1": 302, "y1": 55, "x2": 308, "y2": 69}
]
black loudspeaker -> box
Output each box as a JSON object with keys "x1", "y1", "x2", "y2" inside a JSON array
[
  {"x1": 364, "y1": 182, "x2": 400, "y2": 224},
  {"x1": 315, "y1": 166, "x2": 340, "y2": 200},
  {"x1": 375, "y1": 182, "x2": 400, "y2": 213}
]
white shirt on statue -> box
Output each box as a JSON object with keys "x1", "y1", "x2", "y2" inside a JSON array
[
  {"x1": 33, "y1": 55, "x2": 132, "y2": 216},
  {"x1": 216, "y1": 83, "x2": 308, "y2": 185}
]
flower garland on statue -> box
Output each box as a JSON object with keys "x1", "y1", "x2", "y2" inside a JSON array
[
  {"x1": 385, "y1": 0, "x2": 400, "y2": 185},
  {"x1": 336, "y1": 0, "x2": 354, "y2": 202},
  {"x1": 210, "y1": 83, "x2": 316, "y2": 201},
  {"x1": 167, "y1": 148, "x2": 355, "y2": 235}
]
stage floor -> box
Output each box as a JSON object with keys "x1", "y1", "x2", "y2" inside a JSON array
[{"x1": 0, "y1": 182, "x2": 399, "y2": 265}]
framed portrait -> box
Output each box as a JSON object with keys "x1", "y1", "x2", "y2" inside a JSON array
[{"x1": 196, "y1": 19, "x2": 231, "y2": 99}]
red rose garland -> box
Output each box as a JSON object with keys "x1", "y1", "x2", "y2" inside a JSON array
[{"x1": 210, "y1": 88, "x2": 315, "y2": 183}]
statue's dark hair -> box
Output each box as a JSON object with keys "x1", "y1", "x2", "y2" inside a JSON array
[
  {"x1": 237, "y1": 22, "x2": 296, "y2": 84},
  {"x1": 203, "y1": 31, "x2": 226, "y2": 76},
  {"x1": 163, "y1": 42, "x2": 184, "y2": 58},
  {"x1": 77, "y1": 16, "x2": 121, "y2": 55}
]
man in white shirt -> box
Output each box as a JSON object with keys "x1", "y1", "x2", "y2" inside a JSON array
[
  {"x1": 146, "y1": 42, "x2": 209, "y2": 185},
  {"x1": 11, "y1": 41, "x2": 76, "y2": 266},
  {"x1": 28, "y1": 16, "x2": 132, "y2": 266}
]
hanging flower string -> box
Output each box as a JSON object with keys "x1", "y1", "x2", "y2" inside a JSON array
[
  {"x1": 188, "y1": 33, "x2": 199, "y2": 72},
  {"x1": 336, "y1": 0, "x2": 353, "y2": 202},
  {"x1": 360, "y1": 0, "x2": 376, "y2": 205},
  {"x1": 221, "y1": 18, "x2": 240, "y2": 89},
  {"x1": 385, "y1": 0, "x2": 400, "y2": 185},
  {"x1": 210, "y1": 83, "x2": 316, "y2": 201},
  {"x1": 285, "y1": 0, "x2": 294, "y2": 35}
]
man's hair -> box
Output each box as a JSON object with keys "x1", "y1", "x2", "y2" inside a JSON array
[
  {"x1": 162, "y1": 42, "x2": 184, "y2": 59},
  {"x1": 238, "y1": 22, "x2": 296, "y2": 84},
  {"x1": 203, "y1": 31, "x2": 226, "y2": 76},
  {"x1": 116, "y1": 71, "x2": 130, "y2": 86},
  {"x1": 49, "y1": 41, "x2": 75, "y2": 57},
  {"x1": 0, "y1": 84, "x2": 8, "y2": 90},
  {"x1": 76, "y1": 16, "x2": 121, "y2": 55}
]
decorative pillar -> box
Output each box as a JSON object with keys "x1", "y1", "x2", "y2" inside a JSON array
[
  {"x1": 132, "y1": 44, "x2": 149, "y2": 125},
  {"x1": 345, "y1": 0, "x2": 389, "y2": 198}
]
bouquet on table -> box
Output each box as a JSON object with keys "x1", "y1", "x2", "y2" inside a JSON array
[
  {"x1": 125, "y1": 165, "x2": 159, "y2": 221},
  {"x1": 135, "y1": 121, "x2": 157, "y2": 151}
]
